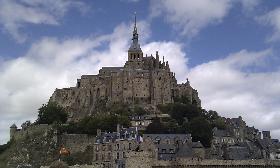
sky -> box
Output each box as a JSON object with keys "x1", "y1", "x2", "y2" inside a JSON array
[{"x1": 1, "y1": 0, "x2": 280, "y2": 144}]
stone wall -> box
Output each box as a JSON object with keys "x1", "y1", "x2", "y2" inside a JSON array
[
  {"x1": 59, "y1": 134, "x2": 96, "y2": 153},
  {"x1": 11, "y1": 124, "x2": 52, "y2": 141},
  {"x1": 126, "y1": 150, "x2": 280, "y2": 168},
  {"x1": 40, "y1": 164, "x2": 103, "y2": 168}
]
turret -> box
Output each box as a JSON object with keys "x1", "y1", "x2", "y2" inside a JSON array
[
  {"x1": 166, "y1": 61, "x2": 170, "y2": 70},
  {"x1": 10, "y1": 123, "x2": 17, "y2": 140},
  {"x1": 156, "y1": 51, "x2": 159, "y2": 69}
]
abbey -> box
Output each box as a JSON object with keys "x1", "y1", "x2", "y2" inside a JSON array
[{"x1": 50, "y1": 16, "x2": 200, "y2": 121}]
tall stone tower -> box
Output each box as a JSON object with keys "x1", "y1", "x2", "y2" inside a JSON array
[
  {"x1": 126, "y1": 13, "x2": 144, "y2": 69},
  {"x1": 10, "y1": 124, "x2": 17, "y2": 140}
]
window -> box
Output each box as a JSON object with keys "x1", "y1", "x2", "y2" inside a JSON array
[
  {"x1": 117, "y1": 144, "x2": 120, "y2": 150},
  {"x1": 96, "y1": 145, "x2": 99, "y2": 151},
  {"x1": 128, "y1": 143, "x2": 131, "y2": 150},
  {"x1": 162, "y1": 149, "x2": 166, "y2": 153},
  {"x1": 165, "y1": 139, "x2": 170, "y2": 144},
  {"x1": 117, "y1": 152, "x2": 120, "y2": 159},
  {"x1": 123, "y1": 152, "x2": 126, "y2": 158},
  {"x1": 155, "y1": 137, "x2": 161, "y2": 144}
]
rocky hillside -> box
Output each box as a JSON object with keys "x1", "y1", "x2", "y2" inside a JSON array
[{"x1": 0, "y1": 126, "x2": 58, "y2": 168}]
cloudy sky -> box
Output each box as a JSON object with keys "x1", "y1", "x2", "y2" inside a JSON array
[{"x1": 1, "y1": 0, "x2": 280, "y2": 144}]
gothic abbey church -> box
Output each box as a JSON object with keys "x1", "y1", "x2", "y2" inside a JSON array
[{"x1": 50, "y1": 17, "x2": 201, "y2": 121}]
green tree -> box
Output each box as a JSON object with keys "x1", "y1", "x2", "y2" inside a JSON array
[
  {"x1": 133, "y1": 106, "x2": 148, "y2": 116},
  {"x1": 212, "y1": 118, "x2": 226, "y2": 130},
  {"x1": 187, "y1": 117, "x2": 213, "y2": 147},
  {"x1": 166, "y1": 103, "x2": 201, "y2": 125},
  {"x1": 36, "y1": 102, "x2": 67, "y2": 124},
  {"x1": 145, "y1": 118, "x2": 168, "y2": 134},
  {"x1": 0, "y1": 140, "x2": 13, "y2": 154}
]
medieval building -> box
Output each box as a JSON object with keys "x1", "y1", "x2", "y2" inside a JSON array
[{"x1": 50, "y1": 15, "x2": 201, "y2": 121}]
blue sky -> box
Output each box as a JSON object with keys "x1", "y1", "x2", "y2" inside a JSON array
[{"x1": 1, "y1": 0, "x2": 280, "y2": 144}]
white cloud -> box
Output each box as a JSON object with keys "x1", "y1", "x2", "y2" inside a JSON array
[
  {"x1": 257, "y1": 7, "x2": 280, "y2": 42},
  {"x1": 0, "y1": 21, "x2": 188, "y2": 144},
  {"x1": 187, "y1": 49, "x2": 280, "y2": 138},
  {"x1": 238, "y1": 0, "x2": 262, "y2": 13},
  {"x1": 0, "y1": 0, "x2": 86, "y2": 42},
  {"x1": 150, "y1": 0, "x2": 232, "y2": 37},
  {"x1": 149, "y1": 0, "x2": 263, "y2": 38}
]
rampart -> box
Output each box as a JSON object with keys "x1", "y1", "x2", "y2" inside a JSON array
[
  {"x1": 152, "y1": 159, "x2": 280, "y2": 167},
  {"x1": 11, "y1": 124, "x2": 52, "y2": 141},
  {"x1": 126, "y1": 151, "x2": 280, "y2": 168}
]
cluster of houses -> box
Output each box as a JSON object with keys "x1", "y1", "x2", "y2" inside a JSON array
[
  {"x1": 10, "y1": 113, "x2": 280, "y2": 168},
  {"x1": 90, "y1": 115, "x2": 280, "y2": 168},
  {"x1": 211, "y1": 116, "x2": 280, "y2": 160},
  {"x1": 92, "y1": 124, "x2": 204, "y2": 168}
]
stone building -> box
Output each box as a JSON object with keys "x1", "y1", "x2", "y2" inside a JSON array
[
  {"x1": 50, "y1": 16, "x2": 200, "y2": 121},
  {"x1": 92, "y1": 125, "x2": 140, "y2": 168},
  {"x1": 143, "y1": 134, "x2": 205, "y2": 160},
  {"x1": 129, "y1": 115, "x2": 152, "y2": 130}
]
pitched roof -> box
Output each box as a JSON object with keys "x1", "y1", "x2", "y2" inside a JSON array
[{"x1": 10, "y1": 123, "x2": 17, "y2": 128}]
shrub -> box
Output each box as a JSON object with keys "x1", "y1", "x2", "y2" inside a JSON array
[{"x1": 36, "y1": 102, "x2": 67, "y2": 124}]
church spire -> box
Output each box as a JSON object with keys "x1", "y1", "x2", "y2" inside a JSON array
[
  {"x1": 129, "y1": 12, "x2": 141, "y2": 52},
  {"x1": 134, "y1": 12, "x2": 137, "y2": 32},
  {"x1": 127, "y1": 12, "x2": 143, "y2": 65}
]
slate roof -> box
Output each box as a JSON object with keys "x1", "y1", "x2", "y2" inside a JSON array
[
  {"x1": 143, "y1": 134, "x2": 192, "y2": 143},
  {"x1": 176, "y1": 144, "x2": 193, "y2": 158},
  {"x1": 96, "y1": 127, "x2": 138, "y2": 144},
  {"x1": 256, "y1": 138, "x2": 279, "y2": 153},
  {"x1": 10, "y1": 124, "x2": 17, "y2": 128}
]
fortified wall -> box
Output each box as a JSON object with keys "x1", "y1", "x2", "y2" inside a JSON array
[
  {"x1": 126, "y1": 151, "x2": 280, "y2": 168},
  {"x1": 10, "y1": 124, "x2": 52, "y2": 141}
]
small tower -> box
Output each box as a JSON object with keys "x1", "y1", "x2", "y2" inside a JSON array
[
  {"x1": 127, "y1": 12, "x2": 143, "y2": 65},
  {"x1": 10, "y1": 123, "x2": 17, "y2": 140}
]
